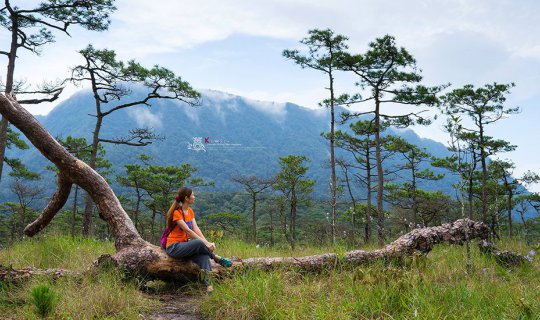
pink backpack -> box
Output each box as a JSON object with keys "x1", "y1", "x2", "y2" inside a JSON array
[{"x1": 160, "y1": 226, "x2": 170, "y2": 249}]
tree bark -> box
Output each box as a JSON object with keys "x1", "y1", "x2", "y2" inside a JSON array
[
  {"x1": 468, "y1": 175, "x2": 474, "y2": 218},
  {"x1": 242, "y1": 219, "x2": 491, "y2": 269},
  {"x1": 24, "y1": 171, "x2": 72, "y2": 236},
  {"x1": 329, "y1": 70, "x2": 337, "y2": 246},
  {"x1": 290, "y1": 192, "x2": 297, "y2": 249},
  {"x1": 479, "y1": 123, "x2": 488, "y2": 224},
  {"x1": 374, "y1": 95, "x2": 385, "y2": 245},
  {"x1": 0, "y1": 95, "x2": 139, "y2": 247},
  {"x1": 278, "y1": 197, "x2": 287, "y2": 244},
  {"x1": 0, "y1": 117, "x2": 8, "y2": 183},
  {"x1": 151, "y1": 209, "x2": 157, "y2": 242},
  {"x1": 252, "y1": 193, "x2": 257, "y2": 243},
  {"x1": 82, "y1": 112, "x2": 102, "y2": 235},
  {"x1": 71, "y1": 185, "x2": 79, "y2": 237},
  {"x1": 0, "y1": 265, "x2": 80, "y2": 283},
  {"x1": 365, "y1": 146, "x2": 372, "y2": 243},
  {"x1": 134, "y1": 186, "x2": 141, "y2": 229},
  {"x1": 411, "y1": 167, "x2": 418, "y2": 227},
  {"x1": 0, "y1": 13, "x2": 20, "y2": 183},
  {"x1": 342, "y1": 163, "x2": 357, "y2": 244},
  {"x1": 507, "y1": 186, "x2": 513, "y2": 238},
  {"x1": 0, "y1": 94, "x2": 213, "y2": 282},
  {"x1": 3, "y1": 218, "x2": 503, "y2": 283},
  {"x1": 269, "y1": 208, "x2": 275, "y2": 246}
]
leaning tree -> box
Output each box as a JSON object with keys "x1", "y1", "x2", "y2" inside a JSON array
[{"x1": 0, "y1": 93, "x2": 208, "y2": 282}]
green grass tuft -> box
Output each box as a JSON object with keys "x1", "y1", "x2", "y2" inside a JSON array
[{"x1": 30, "y1": 283, "x2": 58, "y2": 319}]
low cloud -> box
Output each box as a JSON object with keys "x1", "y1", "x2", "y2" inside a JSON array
[{"x1": 127, "y1": 108, "x2": 163, "y2": 129}]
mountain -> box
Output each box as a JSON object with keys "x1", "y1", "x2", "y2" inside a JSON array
[{"x1": 3, "y1": 87, "x2": 456, "y2": 200}]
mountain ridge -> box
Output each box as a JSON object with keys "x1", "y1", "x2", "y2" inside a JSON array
[{"x1": 4, "y1": 87, "x2": 456, "y2": 201}]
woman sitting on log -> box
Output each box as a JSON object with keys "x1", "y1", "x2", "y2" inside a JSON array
[{"x1": 165, "y1": 187, "x2": 232, "y2": 293}]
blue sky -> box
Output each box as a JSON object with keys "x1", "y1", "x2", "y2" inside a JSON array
[{"x1": 2, "y1": 0, "x2": 540, "y2": 190}]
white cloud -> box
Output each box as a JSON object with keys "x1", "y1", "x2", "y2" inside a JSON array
[
  {"x1": 241, "y1": 96, "x2": 287, "y2": 119},
  {"x1": 127, "y1": 108, "x2": 163, "y2": 129},
  {"x1": 200, "y1": 89, "x2": 288, "y2": 121},
  {"x1": 98, "y1": 0, "x2": 540, "y2": 60},
  {"x1": 175, "y1": 101, "x2": 200, "y2": 125}
]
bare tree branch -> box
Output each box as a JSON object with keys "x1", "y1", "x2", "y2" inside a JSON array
[
  {"x1": 18, "y1": 86, "x2": 64, "y2": 104},
  {"x1": 24, "y1": 171, "x2": 72, "y2": 236},
  {"x1": 98, "y1": 128, "x2": 163, "y2": 146}
]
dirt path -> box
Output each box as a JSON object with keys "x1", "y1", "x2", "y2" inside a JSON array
[{"x1": 141, "y1": 291, "x2": 204, "y2": 320}]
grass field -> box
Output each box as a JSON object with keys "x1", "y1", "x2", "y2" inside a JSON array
[
  {"x1": 203, "y1": 241, "x2": 540, "y2": 319},
  {"x1": 1, "y1": 234, "x2": 538, "y2": 319}
]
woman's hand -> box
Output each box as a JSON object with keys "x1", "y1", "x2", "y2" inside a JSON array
[{"x1": 205, "y1": 241, "x2": 216, "y2": 252}]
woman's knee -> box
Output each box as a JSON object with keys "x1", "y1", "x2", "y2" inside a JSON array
[
  {"x1": 191, "y1": 239, "x2": 205, "y2": 247},
  {"x1": 192, "y1": 239, "x2": 213, "y2": 255},
  {"x1": 189, "y1": 239, "x2": 206, "y2": 251}
]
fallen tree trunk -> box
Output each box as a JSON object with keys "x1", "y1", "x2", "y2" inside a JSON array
[
  {"x1": 241, "y1": 218, "x2": 490, "y2": 270},
  {"x1": 0, "y1": 94, "x2": 528, "y2": 283},
  {"x1": 0, "y1": 265, "x2": 80, "y2": 283}
]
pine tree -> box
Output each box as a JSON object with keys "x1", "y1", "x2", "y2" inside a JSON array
[
  {"x1": 340, "y1": 35, "x2": 445, "y2": 244},
  {"x1": 284, "y1": 29, "x2": 348, "y2": 245}
]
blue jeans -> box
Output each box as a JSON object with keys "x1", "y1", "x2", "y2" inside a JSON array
[{"x1": 166, "y1": 240, "x2": 215, "y2": 284}]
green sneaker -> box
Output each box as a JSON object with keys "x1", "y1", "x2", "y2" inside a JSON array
[{"x1": 218, "y1": 257, "x2": 233, "y2": 268}]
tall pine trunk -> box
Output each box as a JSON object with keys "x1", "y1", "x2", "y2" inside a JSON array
[
  {"x1": 343, "y1": 165, "x2": 357, "y2": 245},
  {"x1": 329, "y1": 71, "x2": 337, "y2": 246},
  {"x1": 279, "y1": 200, "x2": 287, "y2": 244},
  {"x1": 411, "y1": 167, "x2": 418, "y2": 227},
  {"x1": 71, "y1": 186, "x2": 79, "y2": 237},
  {"x1": 507, "y1": 185, "x2": 513, "y2": 238},
  {"x1": 0, "y1": 15, "x2": 20, "y2": 183},
  {"x1": 252, "y1": 193, "x2": 257, "y2": 243},
  {"x1": 290, "y1": 192, "x2": 297, "y2": 250},
  {"x1": 365, "y1": 144, "x2": 373, "y2": 243},
  {"x1": 269, "y1": 208, "x2": 275, "y2": 246},
  {"x1": 83, "y1": 90, "x2": 103, "y2": 236},
  {"x1": 479, "y1": 124, "x2": 488, "y2": 224},
  {"x1": 374, "y1": 95, "x2": 385, "y2": 244},
  {"x1": 0, "y1": 118, "x2": 8, "y2": 183},
  {"x1": 134, "y1": 189, "x2": 141, "y2": 229},
  {"x1": 150, "y1": 209, "x2": 156, "y2": 243}
]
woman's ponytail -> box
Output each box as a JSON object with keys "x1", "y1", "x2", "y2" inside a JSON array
[
  {"x1": 165, "y1": 199, "x2": 179, "y2": 231},
  {"x1": 166, "y1": 187, "x2": 192, "y2": 231}
]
